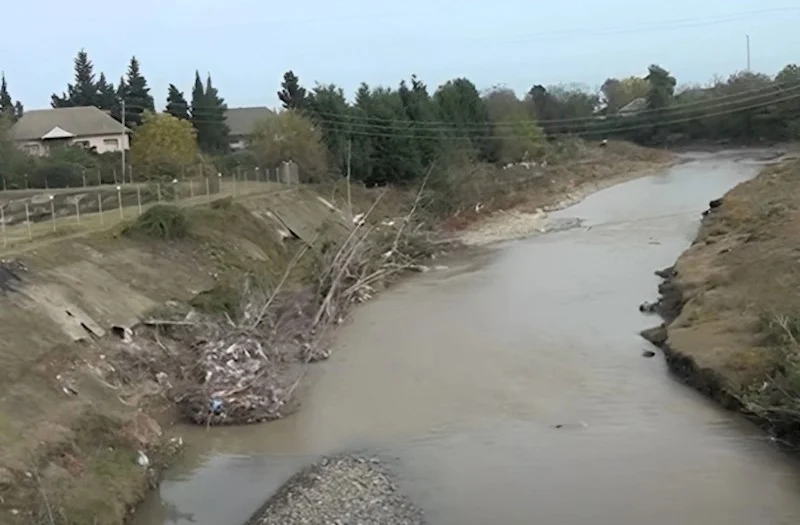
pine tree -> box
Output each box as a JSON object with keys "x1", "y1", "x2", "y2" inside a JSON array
[
  {"x1": 190, "y1": 71, "x2": 207, "y2": 145},
  {"x1": 191, "y1": 72, "x2": 229, "y2": 153},
  {"x1": 13, "y1": 101, "x2": 23, "y2": 120},
  {"x1": 165, "y1": 84, "x2": 189, "y2": 120},
  {"x1": 95, "y1": 73, "x2": 117, "y2": 112},
  {"x1": 121, "y1": 56, "x2": 154, "y2": 127},
  {"x1": 278, "y1": 70, "x2": 308, "y2": 110},
  {"x1": 51, "y1": 49, "x2": 98, "y2": 107},
  {"x1": 0, "y1": 74, "x2": 14, "y2": 119},
  {"x1": 202, "y1": 74, "x2": 230, "y2": 153}
]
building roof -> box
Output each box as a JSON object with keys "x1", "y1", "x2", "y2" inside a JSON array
[
  {"x1": 618, "y1": 97, "x2": 647, "y2": 115},
  {"x1": 11, "y1": 106, "x2": 129, "y2": 141},
  {"x1": 225, "y1": 106, "x2": 274, "y2": 137}
]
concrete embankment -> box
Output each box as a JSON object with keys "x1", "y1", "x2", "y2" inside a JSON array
[
  {"x1": 0, "y1": 142, "x2": 673, "y2": 524},
  {"x1": 642, "y1": 156, "x2": 800, "y2": 445}
]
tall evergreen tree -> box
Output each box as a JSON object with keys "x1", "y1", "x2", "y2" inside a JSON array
[
  {"x1": 165, "y1": 84, "x2": 189, "y2": 120},
  {"x1": 190, "y1": 71, "x2": 208, "y2": 144},
  {"x1": 95, "y1": 73, "x2": 117, "y2": 112},
  {"x1": 0, "y1": 74, "x2": 14, "y2": 119},
  {"x1": 121, "y1": 56, "x2": 154, "y2": 127},
  {"x1": 13, "y1": 101, "x2": 23, "y2": 120},
  {"x1": 191, "y1": 72, "x2": 229, "y2": 153},
  {"x1": 112, "y1": 76, "x2": 127, "y2": 121},
  {"x1": 278, "y1": 70, "x2": 308, "y2": 110},
  {"x1": 51, "y1": 49, "x2": 98, "y2": 108}
]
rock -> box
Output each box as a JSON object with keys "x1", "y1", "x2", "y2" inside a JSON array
[
  {"x1": 654, "y1": 266, "x2": 675, "y2": 279},
  {"x1": 709, "y1": 198, "x2": 723, "y2": 209},
  {"x1": 642, "y1": 350, "x2": 657, "y2": 358},
  {"x1": 249, "y1": 456, "x2": 425, "y2": 525},
  {"x1": 639, "y1": 301, "x2": 658, "y2": 313},
  {"x1": 640, "y1": 325, "x2": 668, "y2": 346}
]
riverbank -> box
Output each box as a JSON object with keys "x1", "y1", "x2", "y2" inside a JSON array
[
  {"x1": 0, "y1": 141, "x2": 672, "y2": 525},
  {"x1": 642, "y1": 157, "x2": 800, "y2": 445}
]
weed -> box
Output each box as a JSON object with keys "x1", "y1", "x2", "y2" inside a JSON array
[{"x1": 124, "y1": 205, "x2": 189, "y2": 241}]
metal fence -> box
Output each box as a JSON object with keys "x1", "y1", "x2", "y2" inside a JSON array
[{"x1": 0, "y1": 162, "x2": 301, "y2": 252}]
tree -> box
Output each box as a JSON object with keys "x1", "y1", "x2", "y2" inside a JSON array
[
  {"x1": 278, "y1": 71, "x2": 308, "y2": 110},
  {"x1": 121, "y1": 56, "x2": 154, "y2": 127},
  {"x1": 51, "y1": 49, "x2": 98, "y2": 108},
  {"x1": 307, "y1": 83, "x2": 351, "y2": 172},
  {"x1": 434, "y1": 78, "x2": 494, "y2": 161},
  {"x1": 0, "y1": 74, "x2": 14, "y2": 120},
  {"x1": 645, "y1": 65, "x2": 676, "y2": 110},
  {"x1": 166, "y1": 84, "x2": 189, "y2": 120},
  {"x1": 190, "y1": 72, "x2": 230, "y2": 153},
  {"x1": 484, "y1": 87, "x2": 546, "y2": 163},
  {"x1": 95, "y1": 73, "x2": 117, "y2": 112},
  {"x1": 601, "y1": 76, "x2": 649, "y2": 113},
  {"x1": 130, "y1": 112, "x2": 199, "y2": 179},
  {"x1": 250, "y1": 111, "x2": 327, "y2": 181}
]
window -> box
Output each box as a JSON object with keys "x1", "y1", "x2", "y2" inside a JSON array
[
  {"x1": 73, "y1": 140, "x2": 90, "y2": 149},
  {"x1": 23, "y1": 143, "x2": 40, "y2": 153},
  {"x1": 103, "y1": 138, "x2": 119, "y2": 147}
]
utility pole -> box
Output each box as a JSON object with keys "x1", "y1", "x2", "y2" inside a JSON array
[
  {"x1": 346, "y1": 137, "x2": 352, "y2": 217},
  {"x1": 746, "y1": 34, "x2": 751, "y2": 72},
  {"x1": 120, "y1": 98, "x2": 126, "y2": 185}
]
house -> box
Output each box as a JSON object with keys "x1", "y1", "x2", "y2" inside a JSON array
[
  {"x1": 225, "y1": 106, "x2": 274, "y2": 150},
  {"x1": 11, "y1": 106, "x2": 130, "y2": 156},
  {"x1": 617, "y1": 97, "x2": 647, "y2": 117}
]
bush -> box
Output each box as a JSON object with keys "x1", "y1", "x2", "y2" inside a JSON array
[{"x1": 124, "y1": 205, "x2": 189, "y2": 240}]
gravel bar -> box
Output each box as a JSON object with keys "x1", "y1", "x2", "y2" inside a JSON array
[{"x1": 245, "y1": 456, "x2": 426, "y2": 525}]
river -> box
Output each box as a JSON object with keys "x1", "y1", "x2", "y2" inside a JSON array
[{"x1": 134, "y1": 150, "x2": 800, "y2": 525}]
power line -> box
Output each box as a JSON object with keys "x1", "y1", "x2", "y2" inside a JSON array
[
  {"x1": 156, "y1": 90, "x2": 800, "y2": 141},
  {"x1": 136, "y1": 76, "x2": 800, "y2": 131}
]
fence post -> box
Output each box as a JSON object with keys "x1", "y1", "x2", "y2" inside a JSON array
[
  {"x1": 117, "y1": 185, "x2": 123, "y2": 219},
  {"x1": 98, "y1": 194, "x2": 104, "y2": 226},
  {"x1": 189, "y1": 179, "x2": 194, "y2": 198},
  {"x1": 49, "y1": 195, "x2": 56, "y2": 232},
  {"x1": 172, "y1": 179, "x2": 178, "y2": 201},
  {"x1": 75, "y1": 199, "x2": 80, "y2": 224},
  {"x1": 206, "y1": 177, "x2": 210, "y2": 202},
  {"x1": 1, "y1": 205, "x2": 6, "y2": 248},
  {"x1": 82, "y1": 169, "x2": 87, "y2": 188},
  {"x1": 157, "y1": 183, "x2": 162, "y2": 202},
  {"x1": 97, "y1": 168, "x2": 102, "y2": 186},
  {"x1": 25, "y1": 202, "x2": 32, "y2": 239},
  {"x1": 137, "y1": 185, "x2": 142, "y2": 215}
]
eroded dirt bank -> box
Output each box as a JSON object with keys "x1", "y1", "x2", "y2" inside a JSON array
[
  {"x1": 642, "y1": 155, "x2": 800, "y2": 445},
  {"x1": 0, "y1": 141, "x2": 672, "y2": 524}
]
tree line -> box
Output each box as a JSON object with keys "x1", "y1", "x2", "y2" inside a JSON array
[
  {"x1": 271, "y1": 61, "x2": 800, "y2": 184},
  {"x1": 3, "y1": 48, "x2": 800, "y2": 188}
]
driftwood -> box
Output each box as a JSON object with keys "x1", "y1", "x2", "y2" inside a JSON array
[{"x1": 136, "y1": 173, "x2": 450, "y2": 426}]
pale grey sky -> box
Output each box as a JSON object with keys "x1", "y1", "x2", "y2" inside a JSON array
[{"x1": 3, "y1": 1, "x2": 799, "y2": 109}]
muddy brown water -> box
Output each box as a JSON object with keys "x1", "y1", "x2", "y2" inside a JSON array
[{"x1": 134, "y1": 150, "x2": 800, "y2": 525}]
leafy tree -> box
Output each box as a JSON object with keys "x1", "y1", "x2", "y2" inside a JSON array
[
  {"x1": 484, "y1": 87, "x2": 546, "y2": 163},
  {"x1": 601, "y1": 76, "x2": 649, "y2": 113},
  {"x1": 130, "y1": 112, "x2": 199, "y2": 179},
  {"x1": 250, "y1": 111, "x2": 327, "y2": 181},
  {"x1": 166, "y1": 84, "x2": 190, "y2": 120},
  {"x1": 278, "y1": 71, "x2": 308, "y2": 110},
  {"x1": 434, "y1": 78, "x2": 494, "y2": 161},
  {"x1": 51, "y1": 49, "x2": 98, "y2": 108},
  {"x1": 120, "y1": 56, "x2": 154, "y2": 127}
]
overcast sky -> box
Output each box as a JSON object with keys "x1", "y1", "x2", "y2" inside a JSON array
[{"x1": 2, "y1": 1, "x2": 799, "y2": 110}]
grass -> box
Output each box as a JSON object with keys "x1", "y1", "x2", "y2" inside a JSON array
[
  {"x1": 665, "y1": 159, "x2": 800, "y2": 411},
  {"x1": 124, "y1": 205, "x2": 189, "y2": 241}
]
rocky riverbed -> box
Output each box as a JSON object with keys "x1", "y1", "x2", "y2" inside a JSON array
[{"x1": 245, "y1": 456, "x2": 426, "y2": 525}]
